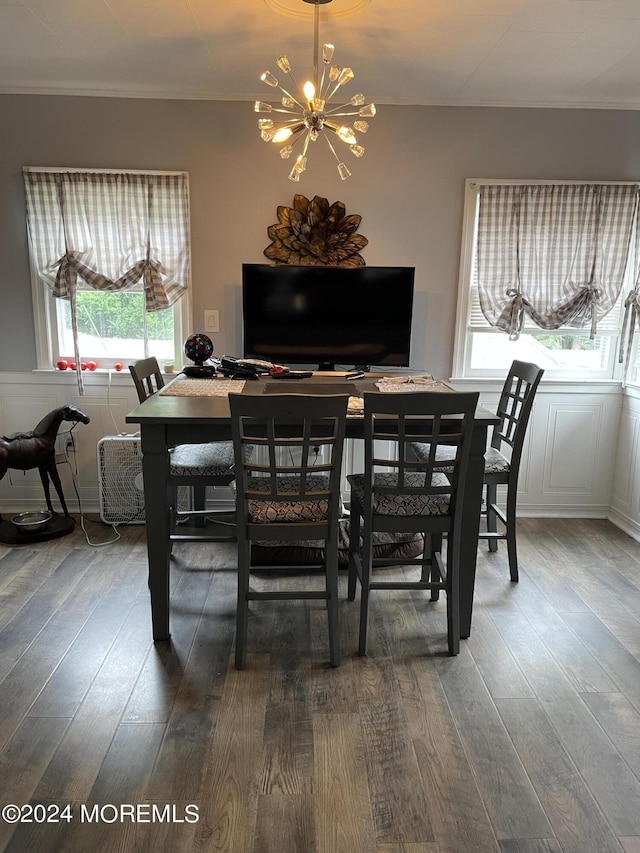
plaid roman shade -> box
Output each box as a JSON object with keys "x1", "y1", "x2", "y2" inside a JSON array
[
  {"x1": 23, "y1": 169, "x2": 190, "y2": 391},
  {"x1": 476, "y1": 183, "x2": 639, "y2": 341}
]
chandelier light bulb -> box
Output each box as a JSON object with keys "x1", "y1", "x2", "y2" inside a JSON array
[
  {"x1": 255, "y1": 0, "x2": 375, "y2": 180},
  {"x1": 337, "y1": 125, "x2": 357, "y2": 144}
]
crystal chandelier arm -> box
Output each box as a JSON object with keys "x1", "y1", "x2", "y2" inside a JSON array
[
  {"x1": 279, "y1": 80, "x2": 306, "y2": 112},
  {"x1": 255, "y1": 101, "x2": 301, "y2": 116},
  {"x1": 325, "y1": 107, "x2": 360, "y2": 116},
  {"x1": 323, "y1": 68, "x2": 355, "y2": 103},
  {"x1": 323, "y1": 134, "x2": 351, "y2": 180},
  {"x1": 324, "y1": 132, "x2": 341, "y2": 161}
]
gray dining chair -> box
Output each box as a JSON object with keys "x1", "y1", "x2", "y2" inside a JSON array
[
  {"x1": 411, "y1": 360, "x2": 543, "y2": 581},
  {"x1": 229, "y1": 392, "x2": 348, "y2": 669},
  {"x1": 347, "y1": 390, "x2": 479, "y2": 656},
  {"x1": 129, "y1": 356, "x2": 238, "y2": 541}
]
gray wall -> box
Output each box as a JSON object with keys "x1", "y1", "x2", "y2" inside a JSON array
[{"x1": 2, "y1": 94, "x2": 640, "y2": 379}]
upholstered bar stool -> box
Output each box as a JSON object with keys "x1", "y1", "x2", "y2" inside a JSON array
[
  {"x1": 229, "y1": 393, "x2": 348, "y2": 669},
  {"x1": 412, "y1": 360, "x2": 543, "y2": 581},
  {"x1": 347, "y1": 391, "x2": 479, "y2": 656},
  {"x1": 129, "y1": 356, "x2": 239, "y2": 541}
]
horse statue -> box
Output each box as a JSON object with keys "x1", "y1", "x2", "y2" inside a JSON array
[{"x1": 0, "y1": 404, "x2": 90, "y2": 522}]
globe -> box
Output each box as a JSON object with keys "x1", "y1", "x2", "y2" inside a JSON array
[{"x1": 184, "y1": 333, "x2": 214, "y2": 365}]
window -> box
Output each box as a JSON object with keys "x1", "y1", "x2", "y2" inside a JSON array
[
  {"x1": 24, "y1": 168, "x2": 191, "y2": 376},
  {"x1": 453, "y1": 179, "x2": 640, "y2": 382}
]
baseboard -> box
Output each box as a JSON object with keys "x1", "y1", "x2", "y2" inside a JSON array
[
  {"x1": 515, "y1": 504, "x2": 609, "y2": 519},
  {"x1": 607, "y1": 507, "x2": 640, "y2": 543}
]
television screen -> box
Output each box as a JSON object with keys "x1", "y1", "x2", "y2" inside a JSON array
[{"x1": 242, "y1": 264, "x2": 415, "y2": 370}]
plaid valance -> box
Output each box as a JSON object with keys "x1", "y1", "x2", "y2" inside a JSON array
[
  {"x1": 476, "y1": 183, "x2": 639, "y2": 342},
  {"x1": 23, "y1": 169, "x2": 190, "y2": 392}
]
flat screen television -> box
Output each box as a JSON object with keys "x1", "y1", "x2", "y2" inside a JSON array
[{"x1": 242, "y1": 264, "x2": 415, "y2": 371}]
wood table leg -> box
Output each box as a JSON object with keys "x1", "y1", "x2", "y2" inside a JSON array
[
  {"x1": 140, "y1": 424, "x2": 172, "y2": 641},
  {"x1": 459, "y1": 422, "x2": 488, "y2": 639}
]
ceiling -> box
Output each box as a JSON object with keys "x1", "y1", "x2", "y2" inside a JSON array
[{"x1": 2, "y1": 0, "x2": 640, "y2": 109}]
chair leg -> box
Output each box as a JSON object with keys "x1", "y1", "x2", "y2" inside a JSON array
[
  {"x1": 505, "y1": 485, "x2": 519, "y2": 582},
  {"x1": 168, "y1": 485, "x2": 178, "y2": 534},
  {"x1": 446, "y1": 542, "x2": 460, "y2": 656},
  {"x1": 428, "y1": 533, "x2": 441, "y2": 601},
  {"x1": 486, "y1": 483, "x2": 499, "y2": 552},
  {"x1": 193, "y1": 484, "x2": 207, "y2": 528},
  {"x1": 347, "y1": 500, "x2": 361, "y2": 601},
  {"x1": 358, "y1": 525, "x2": 373, "y2": 656},
  {"x1": 326, "y1": 534, "x2": 341, "y2": 667},
  {"x1": 235, "y1": 539, "x2": 251, "y2": 669},
  {"x1": 420, "y1": 532, "x2": 430, "y2": 582}
]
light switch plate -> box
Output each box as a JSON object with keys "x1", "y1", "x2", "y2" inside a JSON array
[{"x1": 204, "y1": 310, "x2": 219, "y2": 332}]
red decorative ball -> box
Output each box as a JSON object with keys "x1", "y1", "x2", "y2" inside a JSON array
[
  {"x1": 114, "y1": 363, "x2": 123, "y2": 372},
  {"x1": 56, "y1": 359, "x2": 69, "y2": 370},
  {"x1": 87, "y1": 361, "x2": 97, "y2": 371},
  {"x1": 69, "y1": 361, "x2": 77, "y2": 370},
  {"x1": 80, "y1": 362, "x2": 87, "y2": 371}
]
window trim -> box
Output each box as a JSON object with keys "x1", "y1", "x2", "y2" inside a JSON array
[
  {"x1": 452, "y1": 178, "x2": 637, "y2": 383},
  {"x1": 27, "y1": 166, "x2": 193, "y2": 370}
]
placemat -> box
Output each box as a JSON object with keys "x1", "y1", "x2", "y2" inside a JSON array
[
  {"x1": 376, "y1": 376, "x2": 452, "y2": 393},
  {"x1": 159, "y1": 378, "x2": 246, "y2": 396}
]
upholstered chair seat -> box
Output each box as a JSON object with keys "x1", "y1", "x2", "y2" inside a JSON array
[
  {"x1": 348, "y1": 471, "x2": 452, "y2": 517},
  {"x1": 411, "y1": 444, "x2": 511, "y2": 477},
  {"x1": 246, "y1": 474, "x2": 331, "y2": 523},
  {"x1": 169, "y1": 442, "x2": 236, "y2": 477}
]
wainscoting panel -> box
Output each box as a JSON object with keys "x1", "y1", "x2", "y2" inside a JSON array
[
  {"x1": 609, "y1": 388, "x2": 640, "y2": 539},
  {"x1": 456, "y1": 378, "x2": 623, "y2": 521},
  {"x1": 544, "y1": 404, "x2": 601, "y2": 492}
]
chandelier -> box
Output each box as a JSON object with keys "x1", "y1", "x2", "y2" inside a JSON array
[{"x1": 255, "y1": 0, "x2": 376, "y2": 181}]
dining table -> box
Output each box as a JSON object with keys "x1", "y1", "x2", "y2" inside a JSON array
[{"x1": 125, "y1": 372, "x2": 499, "y2": 643}]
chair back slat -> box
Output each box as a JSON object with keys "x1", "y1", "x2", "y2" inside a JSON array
[
  {"x1": 492, "y1": 360, "x2": 544, "y2": 457},
  {"x1": 230, "y1": 393, "x2": 348, "y2": 530},
  {"x1": 129, "y1": 357, "x2": 165, "y2": 403},
  {"x1": 362, "y1": 391, "x2": 479, "y2": 515}
]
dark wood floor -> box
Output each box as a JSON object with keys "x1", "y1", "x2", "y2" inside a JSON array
[{"x1": 1, "y1": 517, "x2": 640, "y2": 852}]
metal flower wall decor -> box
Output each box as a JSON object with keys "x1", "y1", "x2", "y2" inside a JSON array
[{"x1": 264, "y1": 194, "x2": 368, "y2": 267}]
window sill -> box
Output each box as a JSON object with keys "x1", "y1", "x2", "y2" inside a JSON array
[{"x1": 449, "y1": 376, "x2": 623, "y2": 395}]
